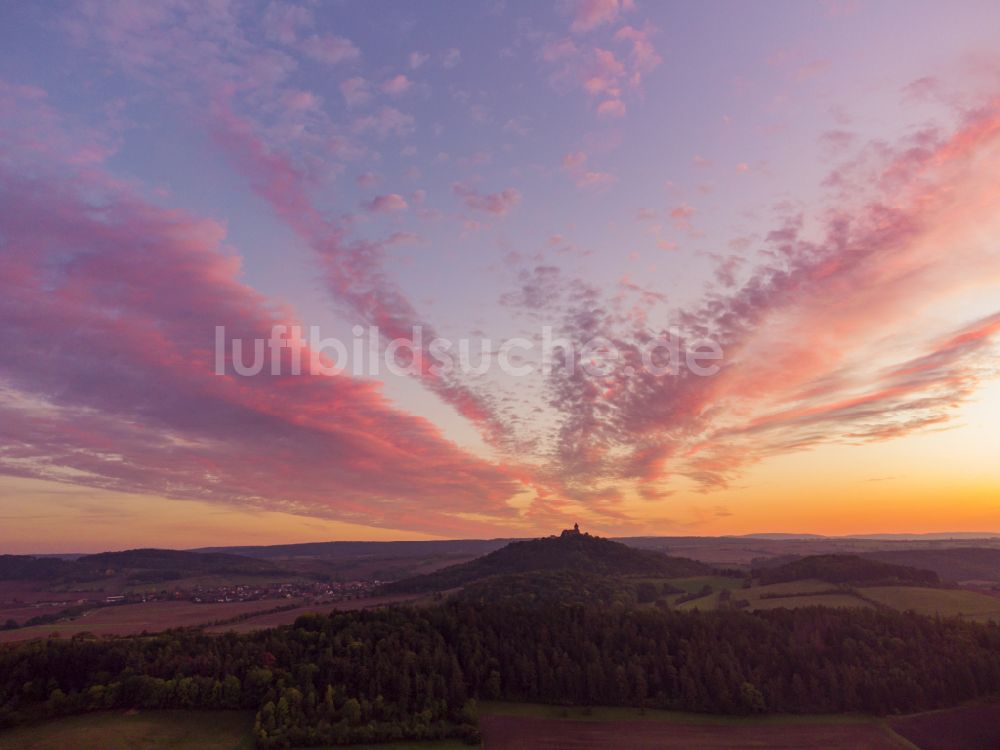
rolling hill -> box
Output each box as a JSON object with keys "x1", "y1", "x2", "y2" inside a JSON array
[
  {"x1": 859, "y1": 547, "x2": 1000, "y2": 583},
  {"x1": 78, "y1": 548, "x2": 282, "y2": 575},
  {"x1": 0, "y1": 548, "x2": 286, "y2": 585},
  {"x1": 382, "y1": 528, "x2": 712, "y2": 593},
  {"x1": 757, "y1": 554, "x2": 939, "y2": 586}
]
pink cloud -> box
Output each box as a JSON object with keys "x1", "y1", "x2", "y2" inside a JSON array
[
  {"x1": 57, "y1": 1, "x2": 518, "y2": 491},
  {"x1": 452, "y1": 182, "x2": 522, "y2": 215},
  {"x1": 380, "y1": 74, "x2": 412, "y2": 96},
  {"x1": 301, "y1": 33, "x2": 360, "y2": 65},
  {"x1": 577, "y1": 170, "x2": 617, "y2": 189},
  {"x1": 442, "y1": 48, "x2": 461, "y2": 69},
  {"x1": 261, "y1": 2, "x2": 312, "y2": 44},
  {"x1": 352, "y1": 105, "x2": 415, "y2": 137},
  {"x1": 408, "y1": 51, "x2": 429, "y2": 69},
  {"x1": 567, "y1": 0, "x2": 632, "y2": 33},
  {"x1": 356, "y1": 171, "x2": 380, "y2": 188},
  {"x1": 562, "y1": 151, "x2": 587, "y2": 169},
  {"x1": 560, "y1": 150, "x2": 616, "y2": 189},
  {"x1": 542, "y1": 28, "x2": 654, "y2": 118},
  {"x1": 597, "y1": 98, "x2": 626, "y2": 117},
  {"x1": 0, "y1": 91, "x2": 520, "y2": 535},
  {"x1": 669, "y1": 202, "x2": 696, "y2": 231},
  {"x1": 339, "y1": 77, "x2": 372, "y2": 108},
  {"x1": 614, "y1": 24, "x2": 661, "y2": 78},
  {"x1": 487, "y1": 90, "x2": 1000, "y2": 509},
  {"x1": 364, "y1": 193, "x2": 408, "y2": 212}
]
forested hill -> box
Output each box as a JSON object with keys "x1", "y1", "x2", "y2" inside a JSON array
[
  {"x1": 78, "y1": 548, "x2": 282, "y2": 575},
  {"x1": 757, "y1": 554, "x2": 940, "y2": 586},
  {"x1": 0, "y1": 549, "x2": 283, "y2": 583},
  {"x1": 382, "y1": 529, "x2": 712, "y2": 593},
  {"x1": 860, "y1": 547, "x2": 1000, "y2": 583},
  {"x1": 0, "y1": 556, "x2": 78, "y2": 581}
]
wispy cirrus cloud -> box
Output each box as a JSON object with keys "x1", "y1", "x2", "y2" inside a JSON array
[{"x1": 0, "y1": 83, "x2": 521, "y2": 536}]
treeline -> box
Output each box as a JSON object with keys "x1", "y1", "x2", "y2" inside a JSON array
[
  {"x1": 3, "y1": 603, "x2": 1000, "y2": 747},
  {"x1": 757, "y1": 554, "x2": 940, "y2": 586}
]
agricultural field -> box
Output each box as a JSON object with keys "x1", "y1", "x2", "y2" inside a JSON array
[
  {"x1": 665, "y1": 578, "x2": 873, "y2": 613},
  {"x1": 478, "y1": 703, "x2": 914, "y2": 749},
  {"x1": 206, "y1": 593, "x2": 421, "y2": 633},
  {"x1": 0, "y1": 599, "x2": 302, "y2": 643},
  {"x1": 0, "y1": 710, "x2": 255, "y2": 750},
  {"x1": 0, "y1": 710, "x2": 469, "y2": 750},
  {"x1": 890, "y1": 702, "x2": 1000, "y2": 750},
  {"x1": 858, "y1": 586, "x2": 1000, "y2": 621},
  {"x1": 0, "y1": 601, "x2": 73, "y2": 627}
]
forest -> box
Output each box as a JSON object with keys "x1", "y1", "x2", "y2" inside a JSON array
[{"x1": 2, "y1": 600, "x2": 1000, "y2": 748}]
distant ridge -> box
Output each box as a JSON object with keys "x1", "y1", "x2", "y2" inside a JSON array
[
  {"x1": 194, "y1": 539, "x2": 517, "y2": 559},
  {"x1": 0, "y1": 548, "x2": 284, "y2": 584},
  {"x1": 79, "y1": 548, "x2": 282, "y2": 574}
]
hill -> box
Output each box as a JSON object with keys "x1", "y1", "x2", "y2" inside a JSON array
[
  {"x1": 0, "y1": 549, "x2": 285, "y2": 585},
  {"x1": 757, "y1": 554, "x2": 939, "y2": 586},
  {"x1": 456, "y1": 570, "x2": 639, "y2": 608},
  {"x1": 78, "y1": 548, "x2": 282, "y2": 575},
  {"x1": 859, "y1": 547, "x2": 1000, "y2": 583},
  {"x1": 0, "y1": 555, "x2": 78, "y2": 581},
  {"x1": 382, "y1": 528, "x2": 712, "y2": 593},
  {"x1": 197, "y1": 538, "x2": 514, "y2": 559}
]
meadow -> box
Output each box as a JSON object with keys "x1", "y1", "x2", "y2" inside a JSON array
[{"x1": 858, "y1": 586, "x2": 1000, "y2": 621}]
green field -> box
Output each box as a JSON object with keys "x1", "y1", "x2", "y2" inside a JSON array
[
  {"x1": 0, "y1": 711, "x2": 470, "y2": 750},
  {"x1": 0, "y1": 711, "x2": 255, "y2": 750},
  {"x1": 859, "y1": 586, "x2": 1000, "y2": 621}
]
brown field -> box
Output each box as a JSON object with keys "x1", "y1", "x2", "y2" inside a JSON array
[
  {"x1": 479, "y1": 715, "x2": 911, "y2": 749},
  {"x1": 0, "y1": 601, "x2": 80, "y2": 626},
  {"x1": 206, "y1": 593, "x2": 420, "y2": 633},
  {"x1": 0, "y1": 599, "x2": 302, "y2": 643},
  {"x1": 890, "y1": 702, "x2": 1000, "y2": 750}
]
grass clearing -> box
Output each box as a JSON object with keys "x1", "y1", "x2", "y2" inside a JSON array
[
  {"x1": 0, "y1": 710, "x2": 255, "y2": 750},
  {"x1": 859, "y1": 586, "x2": 1000, "y2": 621}
]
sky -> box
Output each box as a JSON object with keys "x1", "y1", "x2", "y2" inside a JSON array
[{"x1": 1, "y1": 0, "x2": 999, "y2": 552}]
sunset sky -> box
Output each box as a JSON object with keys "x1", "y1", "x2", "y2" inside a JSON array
[{"x1": 2, "y1": 0, "x2": 999, "y2": 552}]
